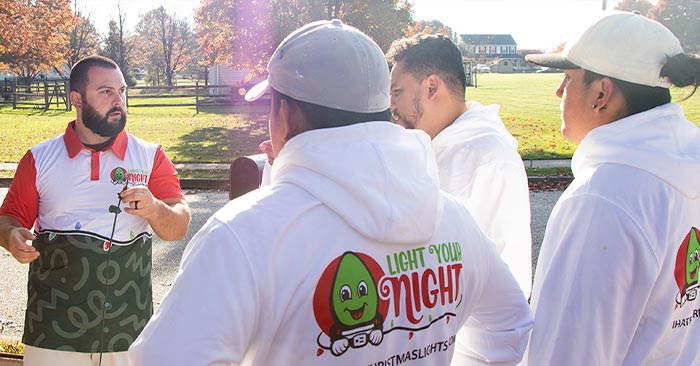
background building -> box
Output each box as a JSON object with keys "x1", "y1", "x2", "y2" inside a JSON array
[{"x1": 460, "y1": 34, "x2": 534, "y2": 73}]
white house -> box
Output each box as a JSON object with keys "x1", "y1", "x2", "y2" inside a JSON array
[{"x1": 459, "y1": 34, "x2": 532, "y2": 73}]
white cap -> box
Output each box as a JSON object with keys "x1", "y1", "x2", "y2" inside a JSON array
[
  {"x1": 245, "y1": 19, "x2": 390, "y2": 113},
  {"x1": 526, "y1": 11, "x2": 684, "y2": 88}
]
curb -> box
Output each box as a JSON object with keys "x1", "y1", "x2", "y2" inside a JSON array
[
  {"x1": 527, "y1": 176, "x2": 574, "y2": 184},
  {"x1": 0, "y1": 159, "x2": 574, "y2": 172},
  {"x1": 0, "y1": 353, "x2": 21, "y2": 365},
  {"x1": 179, "y1": 178, "x2": 230, "y2": 191},
  {"x1": 1, "y1": 176, "x2": 575, "y2": 190}
]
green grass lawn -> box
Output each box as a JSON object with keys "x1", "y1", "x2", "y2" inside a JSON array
[
  {"x1": 0, "y1": 104, "x2": 270, "y2": 163},
  {"x1": 1, "y1": 73, "x2": 698, "y2": 163},
  {"x1": 469, "y1": 73, "x2": 700, "y2": 159}
]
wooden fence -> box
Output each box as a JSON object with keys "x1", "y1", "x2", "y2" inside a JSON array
[
  {"x1": 0, "y1": 80, "x2": 71, "y2": 110},
  {"x1": 0, "y1": 80, "x2": 268, "y2": 113},
  {"x1": 126, "y1": 82, "x2": 269, "y2": 113}
]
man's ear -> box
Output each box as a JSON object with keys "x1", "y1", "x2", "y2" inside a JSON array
[
  {"x1": 279, "y1": 98, "x2": 307, "y2": 143},
  {"x1": 594, "y1": 77, "x2": 615, "y2": 110},
  {"x1": 69, "y1": 90, "x2": 82, "y2": 110},
  {"x1": 425, "y1": 75, "x2": 440, "y2": 99}
]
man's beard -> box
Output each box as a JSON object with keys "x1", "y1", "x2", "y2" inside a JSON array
[
  {"x1": 82, "y1": 100, "x2": 127, "y2": 138},
  {"x1": 392, "y1": 95, "x2": 423, "y2": 130}
]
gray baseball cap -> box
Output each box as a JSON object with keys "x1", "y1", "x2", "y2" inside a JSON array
[{"x1": 245, "y1": 19, "x2": 390, "y2": 113}]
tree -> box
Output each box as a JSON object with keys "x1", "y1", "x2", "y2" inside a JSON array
[
  {"x1": 135, "y1": 6, "x2": 198, "y2": 86},
  {"x1": 405, "y1": 19, "x2": 453, "y2": 38},
  {"x1": 101, "y1": 3, "x2": 137, "y2": 86},
  {"x1": 615, "y1": 0, "x2": 654, "y2": 15},
  {"x1": 54, "y1": 3, "x2": 101, "y2": 78},
  {"x1": 196, "y1": 0, "x2": 279, "y2": 74},
  {"x1": 195, "y1": 0, "x2": 414, "y2": 73},
  {"x1": 648, "y1": 0, "x2": 700, "y2": 54},
  {"x1": 0, "y1": 0, "x2": 78, "y2": 80},
  {"x1": 327, "y1": 0, "x2": 413, "y2": 52}
]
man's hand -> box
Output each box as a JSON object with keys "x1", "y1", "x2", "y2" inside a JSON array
[
  {"x1": 119, "y1": 186, "x2": 190, "y2": 241},
  {"x1": 120, "y1": 186, "x2": 159, "y2": 219},
  {"x1": 259, "y1": 140, "x2": 275, "y2": 165},
  {"x1": 5, "y1": 226, "x2": 38, "y2": 264}
]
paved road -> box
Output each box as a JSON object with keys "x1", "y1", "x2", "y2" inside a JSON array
[{"x1": 0, "y1": 188, "x2": 563, "y2": 340}]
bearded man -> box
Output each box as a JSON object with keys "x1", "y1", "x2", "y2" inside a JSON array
[{"x1": 0, "y1": 55, "x2": 191, "y2": 366}]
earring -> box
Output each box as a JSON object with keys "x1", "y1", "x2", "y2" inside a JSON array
[{"x1": 592, "y1": 104, "x2": 597, "y2": 109}]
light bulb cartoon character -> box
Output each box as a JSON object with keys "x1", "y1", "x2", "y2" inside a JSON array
[
  {"x1": 328, "y1": 252, "x2": 384, "y2": 356},
  {"x1": 675, "y1": 227, "x2": 700, "y2": 307},
  {"x1": 111, "y1": 167, "x2": 127, "y2": 185}
]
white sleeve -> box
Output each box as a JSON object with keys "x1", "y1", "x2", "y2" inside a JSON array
[
  {"x1": 451, "y1": 232, "x2": 534, "y2": 366},
  {"x1": 260, "y1": 161, "x2": 272, "y2": 187},
  {"x1": 452, "y1": 161, "x2": 533, "y2": 297},
  {"x1": 525, "y1": 195, "x2": 659, "y2": 366},
  {"x1": 128, "y1": 219, "x2": 259, "y2": 366}
]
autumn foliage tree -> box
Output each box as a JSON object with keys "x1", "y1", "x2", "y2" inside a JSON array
[
  {"x1": 0, "y1": 0, "x2": 78, "y2": 80},
  {"x1": 614, "y1": 0, "x2": 654, "y2": 15},
  {"x1": 331, "y1": 0, "x2": 413, "y2": 52},
  {"x1": 648, "y1": 0, "x2": 700, "y2": 54},
  {"x1": 196, "y1": 0, "x2": 286, "y2": 74},
  {"x1": 404, "y1": 19, "x2": 453, "y2": 38},
  {"x1": 195, "y1": 0, "x2": 414, "y2": 74}
]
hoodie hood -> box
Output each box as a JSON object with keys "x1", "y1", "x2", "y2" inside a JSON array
[
  {"x1": 573, "y1": 103, "x2": 700, "y2": 198},
  {"x1": 432, "y1": 101, "x2": 518, "y2": 151},
  {"x1": 271, "y1": 122, "x2": 443, "y2": 244}
]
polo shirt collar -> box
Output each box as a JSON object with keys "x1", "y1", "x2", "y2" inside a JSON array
[{"x1": 63, "y1": 120, "x2": 128, "y2": 160}]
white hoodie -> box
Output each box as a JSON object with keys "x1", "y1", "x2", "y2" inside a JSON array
[
  {"x1": 526, "y1": 103, "x2": 700, "y2": 365},
  {"x1": 129, "y1": 122, "x2": 532, "y2": 366},
  {"x1": 432, "y1": 102, "x2": 533, "y2": 296}
]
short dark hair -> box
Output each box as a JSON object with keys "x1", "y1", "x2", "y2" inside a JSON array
[
  {"x1": 272, "y1": 89, "x2": 392, "y2": 130},
  {"x1": 386, "y1": 34, "x2": 466, "y2": 100},
  {"x1": 584, "y1": 53, "x2": 700, "y2": 116},
  {"x1": 70, "y1": 55, "x2": 120, "y2": 93}
]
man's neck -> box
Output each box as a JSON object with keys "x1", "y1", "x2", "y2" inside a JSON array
[
  {"x1": 84, "y1": 136, "x2": 117, "y2": 152},
  {"x1": 428, "y1": 100, "x2": 468, "y2": 139}
]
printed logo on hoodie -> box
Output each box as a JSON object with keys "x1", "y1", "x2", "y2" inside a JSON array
[
  {"x1": 674, "y1": 227, "x2": 700, "y2": 309},
  {"x1": 312, "y1": 243, "x2": 463, "y2": 361}
]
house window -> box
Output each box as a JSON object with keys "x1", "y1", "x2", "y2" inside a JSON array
[{"x1": 503, "y1": 61, "x2": 509, "y2": 66}]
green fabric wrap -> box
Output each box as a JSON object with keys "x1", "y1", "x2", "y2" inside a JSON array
[{"x1": 23, "y1": 231, "x2": 153, "y2": 353}]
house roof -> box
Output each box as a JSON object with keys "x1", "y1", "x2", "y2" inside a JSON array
[{"x1": 460, "y1": 34, "x2": 517, "y2": 45}]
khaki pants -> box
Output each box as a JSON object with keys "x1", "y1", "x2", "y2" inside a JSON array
[{"x1": 23, "y1": 345, "x2": 129, "y2": 366}]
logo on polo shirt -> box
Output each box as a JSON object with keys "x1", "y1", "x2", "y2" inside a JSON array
[
  {"x1": 110, "y1": 166, "x2": 150, "y2": 186},
  {"x1": 111, "y1": 167, "x2": 128, "y2": 184}
]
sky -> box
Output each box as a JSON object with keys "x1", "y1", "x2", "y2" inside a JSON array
[{"x1": 78, "y1": 0, "x2": 637, "y2": 52}]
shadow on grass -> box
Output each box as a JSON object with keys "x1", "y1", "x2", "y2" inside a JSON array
[
  {"x1": 0, "y1": 105, "x2": 70, "y2": 117},
  {"x1": 170, "y1": 116, "x2": 269, "y2": 163}
]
